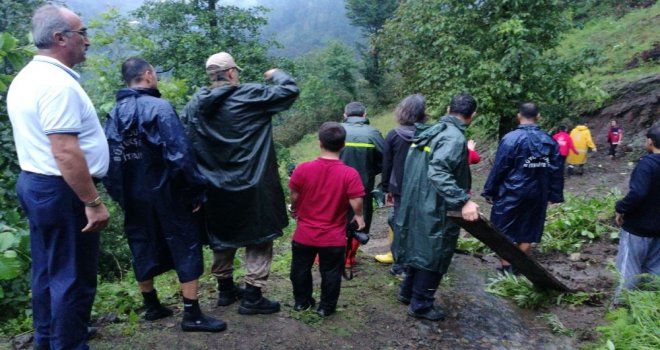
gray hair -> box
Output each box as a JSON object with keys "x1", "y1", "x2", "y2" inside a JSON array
[
  {"x1": 32, "y1": 5, "x2": 71, "y2": 49},
  {"x1": 394, "y1": 94, "x2": 427, "y2": 125}
]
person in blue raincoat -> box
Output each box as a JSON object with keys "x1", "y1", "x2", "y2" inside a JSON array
[
  {"x1": 104, "y1": 58, "x2": 225, "y2": 332},
  {"x1": 482, "y1": 103, "x2": 564, "y2": 274}
]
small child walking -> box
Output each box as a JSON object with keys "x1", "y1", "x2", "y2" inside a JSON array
[{"x1": 288, "y1": 122, "x2": 366, "y2": 316}]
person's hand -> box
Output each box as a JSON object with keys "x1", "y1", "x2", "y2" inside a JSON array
[
  {"x1": 352, "y1": 215, "x2": 366, "y2": 231},
  {"x1": 385, "y1": 192, "x2": 394, "y2": 207},
  {"x1": 461, "y1": 200, "x2": 480, "y2": 222},
  {"x1": 82, "y1": 203, "x2": 110, "y2": 232},
  {"x1": 615, "y1": 212, "x2": 624, "y2": 227},
  {"x1": 593, "y1": 148, "x2": 598, "y2": 152},
  {"x1": 192, "y1": 204, "x2": 202, "y2": 213},
  {"x1": 467, "y1": 139, "x2": 476, "y2": 151},
  {"x1": 264, "y1": 69, "x2": 278, "y2": 80}
]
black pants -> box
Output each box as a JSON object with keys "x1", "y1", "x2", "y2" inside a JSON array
[
  {"x1": 290, "y1": 241, "x2": 345, "y2": 312},
  {"x1": 399, "y1": 266, "x2": 443, "y2": 313}
]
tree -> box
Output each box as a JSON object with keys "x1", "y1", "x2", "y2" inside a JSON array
[
  {"x1": 345, "y1": 0, "x2": 399, "y2": 93},
  {"x1": 379, "y1": 0, "x2": 589, "y2": 139},
  {"x1": 0, "y1": 0, "x2": 45, "y2": 41},
  {"x1": 131, "y1": 0, "x2": 274, "y2": 89}
]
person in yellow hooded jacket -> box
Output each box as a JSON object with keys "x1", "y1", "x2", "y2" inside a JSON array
[{"x1": 567, "y1": 121, "x2": 597, "y2": 175}]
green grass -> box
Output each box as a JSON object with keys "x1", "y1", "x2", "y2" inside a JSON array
[
  {"x1": 559, "y1": 2, "x2": 660, "y2": 84},
  {"x1": 539, "y1": 191, "x2": 619, "y2": 253},
  {"x1": 588, "y1": 276, "x2": 660, "y2": 350},
  {"x1": 485, "y1": 273, "x2": 604, "y2": 310}
]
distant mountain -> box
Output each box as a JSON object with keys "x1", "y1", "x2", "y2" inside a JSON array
[{"x1": 64, "y1": 0, "x2": 361, "y2": 58}]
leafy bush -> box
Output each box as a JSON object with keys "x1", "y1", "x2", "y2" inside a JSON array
[
  {"x1": 592, "y1": 277, "x2": 660, "y2": 350},
  {"x1": 539, "y1": 192, "x2": 619, "y2": 253},
  {"x1": 538, "y1": 312, "x2": 573, "y2": 336}
]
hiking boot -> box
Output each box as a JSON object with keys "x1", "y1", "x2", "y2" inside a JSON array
[
  {"x1": 238, "y1": 284, "x2": 281, "y2": 315},
  {"x1": 181, "y1": 312, "x2": 227, "y2": 332},
  {"x1": 375, "y1": 251, "x2": 394, "y2": 264},
  {"x1": 397, "y1": 293, "x2": 411, "y2": 305},
  {"x1": 216, "y1": 278, "x2": 245, "y2": 307},
  {"x1": 293, "y1": 297, "x2": 316, "y2": 312},
  {"x1": 144, "y1": 303, "x2": 173, "y2": 321},
  {"x1": 407, "y1": 306, "x2": 446, "y2": 321}
]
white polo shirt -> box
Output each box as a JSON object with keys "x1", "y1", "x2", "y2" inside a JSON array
[{"x1": 7, "y1": 55, "x2": 109, "y2": 178}]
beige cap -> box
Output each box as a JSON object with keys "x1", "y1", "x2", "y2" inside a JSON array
[{"x1": 205, "y1": 52, "x2": 243, "y2": 71}]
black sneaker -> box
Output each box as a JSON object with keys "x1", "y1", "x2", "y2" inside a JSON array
[
  {"x1": 293, "y1": 297, "x2": 316, "y2": 312},
  {"x1": 407, "y1": 306, "x2": 446, "y2": 321},
  {"x1": 144, "y1": 304, "x2": 173, "y2": 321},
  {"x1": 397, "y1": 294, "x2": 411, "y2": 305},
  {"x1": 217, "y1": 286, "x2": 246, "y2": 307},
  {"x1": 181, "y1": 313, "x2": 227, "y2": 332},
  {"x1": 238, "y1": 297, "x2": 281, "y2": 315},
  {"x1": 316, "y1": 307, "x2": 335, "y2": 317}
]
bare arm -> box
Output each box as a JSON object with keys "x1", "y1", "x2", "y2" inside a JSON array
[
  {"x1": 49, "y1": 134, "x2": 109, "y2": 232},
  {"x1": 349, "y1": 197, "x2": 366, "y2": 230},
  {"x1": 289, "y1": 189, "x2": 299, "y2": 218}
]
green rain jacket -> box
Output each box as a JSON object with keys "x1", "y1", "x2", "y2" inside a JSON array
[
  {"x1": 394, "y1": 115, "x2": 471, "y2": 273},
  {"x1": 340, "y1": 116, "x2": 385, "y2": 233}
]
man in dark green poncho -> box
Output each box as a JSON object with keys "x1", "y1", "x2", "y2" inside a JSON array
[
  {"x1": 394, "y1": 94, "x2": 480, "y2": 321},
  {"x1": 183, "y1": 52, "x2": 299, "y2": 315}
]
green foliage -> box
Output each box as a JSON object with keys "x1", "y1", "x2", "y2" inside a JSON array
[
  {"x1": 558, "y1": 2, "x2": 660, "y2": 90},
  {"x1": 132, "y1": 0, "x2": 274, "y2": 90},
  {"x1": 456, "y1": 235, "x2": 490, "y2": 254},
  {"x1": 538, "y1": 312, "x2": 573, "y2": 336},
  {"x1": 379, "y1": 0, "x2": 590, "y2": 139},
  {"x1": 486, "y1": 273, "x2": 603, "y2": 309},
  {"x1": 540, "y1": 192, "x2": 619, "y2": 253},
  {"x1": 592, "y1": 277, "x2": 660, "y2": 350},
  {"x1": 273, "y1": 41, "x2": 360, "y2": 147},
  {"x1": 345, "y1": 0, "x2": 399, "y2": 36},
  {"x1": 0, "y1": 0, "x2": 45, "y2": 40}
]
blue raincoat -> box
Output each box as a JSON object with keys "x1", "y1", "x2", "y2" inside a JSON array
[
  {"x1": 482, "y1": 124, "x2": 564, "y2": 243},
  {"x1": 104, "y1": 88, "x2": 207, "y2": 282}
]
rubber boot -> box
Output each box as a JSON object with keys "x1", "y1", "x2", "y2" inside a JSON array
[
  {"x1": 375, "y1": 227, "x2": 395, "y2": 264},
  {"x1": 216, "y1": 278, "x2": 245, "y2": 306},
  {"x1": 238, "y1": 284, "x2": 280, "y2": 315}
]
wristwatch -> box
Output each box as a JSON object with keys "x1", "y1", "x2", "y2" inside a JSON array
[{"x1": 84, "y1": 196, "x2": 103, "y2": 208}]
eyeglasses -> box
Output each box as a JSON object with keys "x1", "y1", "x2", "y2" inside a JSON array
[{"x1": 63, "y1": 28, "x2": 88, "y2": 38}]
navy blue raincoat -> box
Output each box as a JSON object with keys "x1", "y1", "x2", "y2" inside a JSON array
[
  {"x1": 482, "y1": 124, "x2": 564, "y2": 243},
  {"x1": 104, "y1": 88, "x2": 207, "y2": 282}
]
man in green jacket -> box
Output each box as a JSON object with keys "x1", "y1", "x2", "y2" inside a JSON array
[
  {"x1": 183, "y1": 52, "x2": 299, "y2": 315},
  {"x1": 394, "y1": 94, "x2": 480, "y2": 321},
  {"x1": 340, "y1": 102, "x2": 385, "y2": 267}
]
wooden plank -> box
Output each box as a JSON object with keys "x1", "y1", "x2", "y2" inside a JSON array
[{"x1": 448, "y1": 212, "x2": 572, "y2": 292}]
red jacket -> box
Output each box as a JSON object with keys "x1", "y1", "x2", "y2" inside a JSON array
[
  {"x1": 468, "y1": 149, "x2": 480, "y2": 165},
  {"x1": 552, "y1": 131, "x2": 578, "y2": 157},
  {"x1": 607, "y1": 127, "x2": 622, "y2": 144}
]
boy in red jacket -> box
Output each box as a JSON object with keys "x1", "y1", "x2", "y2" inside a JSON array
[
  {"x1": 607, "y1": 120, "x2": 623, "y2": 160},
  {"x1": 288, "y1": 122, "x2": 366, "y2": 317},
  {"x1": 553, "y1": 125, "x2": 578, "y2": 170}
]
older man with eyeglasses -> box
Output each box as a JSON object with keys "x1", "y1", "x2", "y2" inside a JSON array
[{"x1": 7, "y1": 4, "x2": 109, "y2": 350}]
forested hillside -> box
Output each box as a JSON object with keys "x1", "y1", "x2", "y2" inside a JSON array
[{"x1": 1, "y1": 0, "x2": 658, "y2": 349}]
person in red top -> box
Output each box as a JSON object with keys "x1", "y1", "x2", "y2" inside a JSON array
[
  {"x1": 288, "y1": 122, "x2": 366, "y2": 317},
  {"x1": 467, "y1": 139, "x2": 481, "y2": 165},
  {"x1": 607, "y1": 120, "x2": 623, "y2": 160},
  {"x1": 552, "y1": 125, "x2": 578, "y2": 170}
]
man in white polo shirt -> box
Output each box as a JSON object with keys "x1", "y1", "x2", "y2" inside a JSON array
[{"x1": 7, "y1": 4, "x2": 109, "y2": 350}]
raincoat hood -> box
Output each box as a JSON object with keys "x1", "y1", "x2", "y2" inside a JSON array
[
  {"x1": 394, "y1": 125, "x2": 415, "y2": 142},
  {"x1": 106, "y1": 88, "x2": 161, "y2": 140},
  {"x1": 186, "y1": 84, "x2": 237, "y2": 120},
  {"x1": 520, "y1": 124, "x2": 555, "y2": 158}
]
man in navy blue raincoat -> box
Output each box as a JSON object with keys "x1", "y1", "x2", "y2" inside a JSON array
[
  {"x1": 482, "y1": 103, "x2": 564, "y2": 274},
  {"x1": 104, "y1": 57, "x2": 225, "y2": 332}
]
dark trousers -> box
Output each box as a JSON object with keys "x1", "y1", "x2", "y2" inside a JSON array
[
  {"x1": 388, "y1": 195, "x2": 404, "y2": 273},
  {"x1": 290, "y1": 241, "x2": 345, "y2": 311},
  {"x1": 17, "y1": 172, "x2": 99, "y2": 350},
  {"x1": 399, "y1": 266, "x2": 443, "y2": 313}
]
